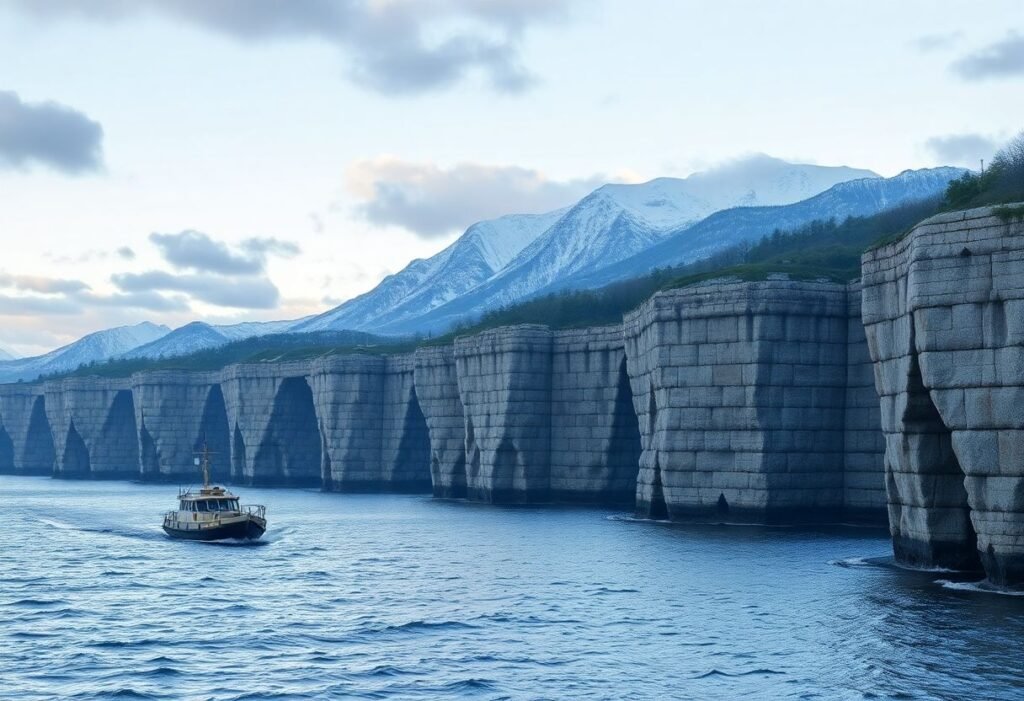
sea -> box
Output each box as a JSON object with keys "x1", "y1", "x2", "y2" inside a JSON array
[{"x1": 2, "y1": 476, "x2": 1023, "y2": 700}]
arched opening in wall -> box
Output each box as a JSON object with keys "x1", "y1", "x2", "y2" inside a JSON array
[
  {"x1": 648, "y1": 457, "x2": 669, "y2": 520},
  {"x1": 24, "y1": 397, "x2": 54, "y2": 475},
  {"x1": 899, "y1": 352, "x2": 980, "y2": 571},
  {"x1": 492, "y1": 437, "x2": 519, "y2": 503},
  {"x1": 607, "y1": 357, "x2": 642, "y2": 505},
  {"x1": 321, "y1": 432, "x2": 333, "y2": 491},
  {"x1": 63, "y1": 421, "x2": 91, "y2": 477},
  {"x1": 100, "y1": 390, "x2": 139, "y2": 478},
  {"x1": 194, "y1": 385, "x2": 231, "y2": 483},
  {"x1": 232, "y1": 425, "x2": 247, "y2": 483},
  {"x1": 139, "y1": 421, "x2": 159, "y2": 480},
  {"x1": 0, "y1": 423, "x2": 14, "y2": 473},
  {"x1": 253, "y1": 377, "x2": 321, "y2": 487},
  {"x1": 465, "y1": 416, "x2": 481, "y2": 499},
  {"x1": 392, "y1": 386, "x2": 431, "y2": 493}
]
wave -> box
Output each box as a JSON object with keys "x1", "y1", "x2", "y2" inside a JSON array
[
  {"x1": 693, "y1": 668, "x2": 785, "y2": 679},
  {"x1": 936, "y1": 579, "x2": 1024, "y2": 597},
  {"x1": 828, "y1": 556, "x2": 892, "y2": 569}
]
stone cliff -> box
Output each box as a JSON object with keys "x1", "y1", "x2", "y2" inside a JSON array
[
  {"x1": 0, "y1": 282, "x2": 886, "y2": 521},
  {"x1": 12, "y1": 205, "x2": 1023, "y2": 586},
  {"x1": 862, "y1": 204, "x2": 1024, "y2": 586}
]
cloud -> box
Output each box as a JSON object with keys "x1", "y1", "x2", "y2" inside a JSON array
[
  {"x1": 925, "y1": 133, "x2": 1001, "y2": 166},
  {"x1": 240, "y1": 237, "x2": 301, "y2": 258},
  {"x1": 116, "y1": 246, "x2": 135, "y2": 260},
  {"x1": 111, "y1": 270, "x2": 280, "y2": 309},
  {"x1": 346, "y1": 157, "x2": 608, "y2": 238},
  {"x1": 911, "y1": 31, "x2": 963, "y2": 52},
  {"x1": 0, "y1": 272, "x2": 90, "y2": 294},
  {"x1": 10, "y1": 0, "x2": 573, "y2": 95},
  {"x1": 0, "y1": 90, "x2": 104, "y2": 174},
  {"x1": 149, "y1": 230, "x2": 299, "y2": 274},
  {"x1": 77, "y1": 289, "x2": 191, "y2": 312},
  {"x1": 951, "y1": 32, "x2": 1024, "y2": 80},
  {"x1": 0, "y1": 294, "x2": 83, "y2": 316}
]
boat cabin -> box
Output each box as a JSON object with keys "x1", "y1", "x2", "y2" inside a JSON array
[{"x1": 179, "y1": 496, "x2": 241, "y2": 512}]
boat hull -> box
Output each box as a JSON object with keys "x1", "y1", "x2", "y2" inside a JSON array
[{"x1": 163, "y1": 516, "x2": 266, "y2": 541}]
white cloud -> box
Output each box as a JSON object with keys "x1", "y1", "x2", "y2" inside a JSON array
[{"x1": 346, "y1": 157, "x2": 613, "y2": 237}]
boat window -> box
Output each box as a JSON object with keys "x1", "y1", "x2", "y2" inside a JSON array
[
  {"x1": 230, "y1": 499, "x2": 239, "y2": 511},
  {"x1": 197, "y1": 501, "x2": 208, "y2": 512}
]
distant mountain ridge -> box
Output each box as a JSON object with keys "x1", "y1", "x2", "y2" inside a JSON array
[
  {"x1": 121, "y1": 319, "x2": 301, "y2": 360},
  {"x1": 372, "y1": 167, "x2": 963, "y2": 335},
  {"x1": 0, "y1": 322, "x2": 170, "y2": 383},
  {"x1": 0, "y1": 158, "x2": 967, "y2": 375},
  {"x1": 303, "y1": 156, "x2": 878, "y2": 335},
  {"x1": 0, "y1": 346, "x2": 16, "y2": 361},
  {"x1": 292, "y1": 209, "x2": 566, "y2": 334}
]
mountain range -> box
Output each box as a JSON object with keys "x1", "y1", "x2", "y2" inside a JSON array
[
  {"x1": 0, "y1": 156, "x2": 966, "y2": 381},
  {"x1": 0, "y1": 322, "x2": 170, "y2": 384}
]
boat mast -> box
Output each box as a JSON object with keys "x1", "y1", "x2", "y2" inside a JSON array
[{"x1": 195, "y1": 442, "x2": 212, "y2": 488}]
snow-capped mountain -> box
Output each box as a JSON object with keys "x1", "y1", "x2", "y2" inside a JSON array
[
  {"x1": 0, "y1": 346, "x2": 16, "y2": 361},
  {"x1": 560, "y1": 166, "x2": 966, "y2": 290},
  {"x1": 0, "y1": 322, "x2": 170, "y2": 383},
  {"x1": 308, "y1": 157, "x2": 878, "y2": 335},
  {"x1": 292, "y1": 209, "x2": 565, "y2": 333},
  {"x1": 379, "y1": 166, "x2": 960, "y2": 335},
  {"x1": 121, "y1": 319, "x2": 300, "y2": 360}
]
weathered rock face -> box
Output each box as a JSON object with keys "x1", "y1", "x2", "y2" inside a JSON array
[
  {"x1": 862, "y1": 204, "x2": 1024, "y2": 586},
  {"x1": 1, "y1": 279, "x2": 895, "y2": 527},
  {"x1": 380, "y1": 354, "x2": 431, "y2": 492},
  {"x1": 131, "y1": 370, "x2": 229, "y2": 482},
  {"x1": 414, "y1": 346, "x2": 468, "y2": 498},
  {"x1": 308, "y1": 355, "x2": 386, "y2": 491},
  {"x1": 43, "y1": 378, "x2": 139, "y2": 479},
  {"x1": 550, "y1": 326, "x2": 641, "y2": 505},
  {"x1": 220, "y1": 361, "x2": 321, "y2": 487},
  {"x1": 455, "y1": 326, "x2": 553, "y2": 503},
  {"x1": 844, "y1": 282, "x2": 888, "y2": 521},
  {"x1": 0, "y1": 385, "x2": 54, "y2": 475},
  {"x1": 624, "y1": 280, "x2": 872, "y2": 523}
]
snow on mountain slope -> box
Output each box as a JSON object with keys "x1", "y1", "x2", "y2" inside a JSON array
[
  {"x1": 0, "y1": 346, "x2": 16, "y2": 361},
  {"x1": 375, "y1": 159, "x2": 880, "y2": 335},
  {"x1": 121, "y1": 318, "x2": 301, "y2": 360},
  {"x1": 560, "y1": 166, "x2": 966, "y2": 290},
  {"x1": 293, "y1": 209, "x2": 563, "y2": 333},
  {"x1": 0, "y1": 322, "x2": 170, "y2": 383},
  {"x1": 599, "y1": 155, "x2": 877, "y2": 228}
]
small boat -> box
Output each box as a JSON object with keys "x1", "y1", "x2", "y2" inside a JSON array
[{"x1": 162, "y1": 445, "x2": 267, "y2": 541}]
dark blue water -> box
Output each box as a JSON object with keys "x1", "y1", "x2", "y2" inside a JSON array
[{"x1": 2, "y1": 476, "x2": 1023, "y2": 700}]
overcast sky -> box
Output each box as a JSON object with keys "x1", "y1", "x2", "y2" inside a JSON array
[{"x1": 0, "y1": 0, "x2": 1021, "y2": 355}]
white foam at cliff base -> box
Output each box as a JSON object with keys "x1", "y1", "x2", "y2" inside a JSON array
[{"x1": 936, "y1": 579, "x2": 1024, "y2": 597}]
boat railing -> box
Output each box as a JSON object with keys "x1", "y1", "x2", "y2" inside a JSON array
[{"x1": 243, "y1": 504, "x2": 266, "y2": 520}]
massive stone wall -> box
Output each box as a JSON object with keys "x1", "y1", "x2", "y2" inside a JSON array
[
  {"x1": 0, "y1": 384, "x2": 53, "y2": 475},
  {"x1": 220, "y1": 361, "x2": 321, "y2": 487},
  {"x1": 0, "y1": 281, "x2": 890, "y2": 527},
  {"x1": 550, "y1": 326, "x2": 640, "y2": 505},
  {"x1": 308, "y1": 355, "x2": 385, "y2": 491},
  {"x1": 844, "y1": 282, "x2": 888, "y2": 520},
  {"x1": 414, "y1": 345, "x2": 467, "y2": 498},
  {"x1": 43, "y1": 377, "x2": 139, "y2": 479},
  {"x1": 131, "y1": 370, "x2": 229, "y2": 482},
  {"x1": 862, "y1": 204, "x2": 1024, "y2": 586},
  {"x1": 455, "y1": 326, "x2": 553, "y2": 503},
  {"x1": 623, "y1": 280, "x2": 856, "y2": 523}
]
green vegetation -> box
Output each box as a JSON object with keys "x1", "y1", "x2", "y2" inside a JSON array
[
  {"x1": 43, "y1": 130, "x2": 1024, "y2": 381},
  {"x1": 48, "y1": 330, "x2": 409, "y2": 380},
  {"x1": 943, "y1": 131, "x2": 1024, "y2": 210}
]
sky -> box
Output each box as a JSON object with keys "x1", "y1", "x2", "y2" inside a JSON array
[{"x1": 0, "y1": 0, "x2": 1021, "y2": 356}]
